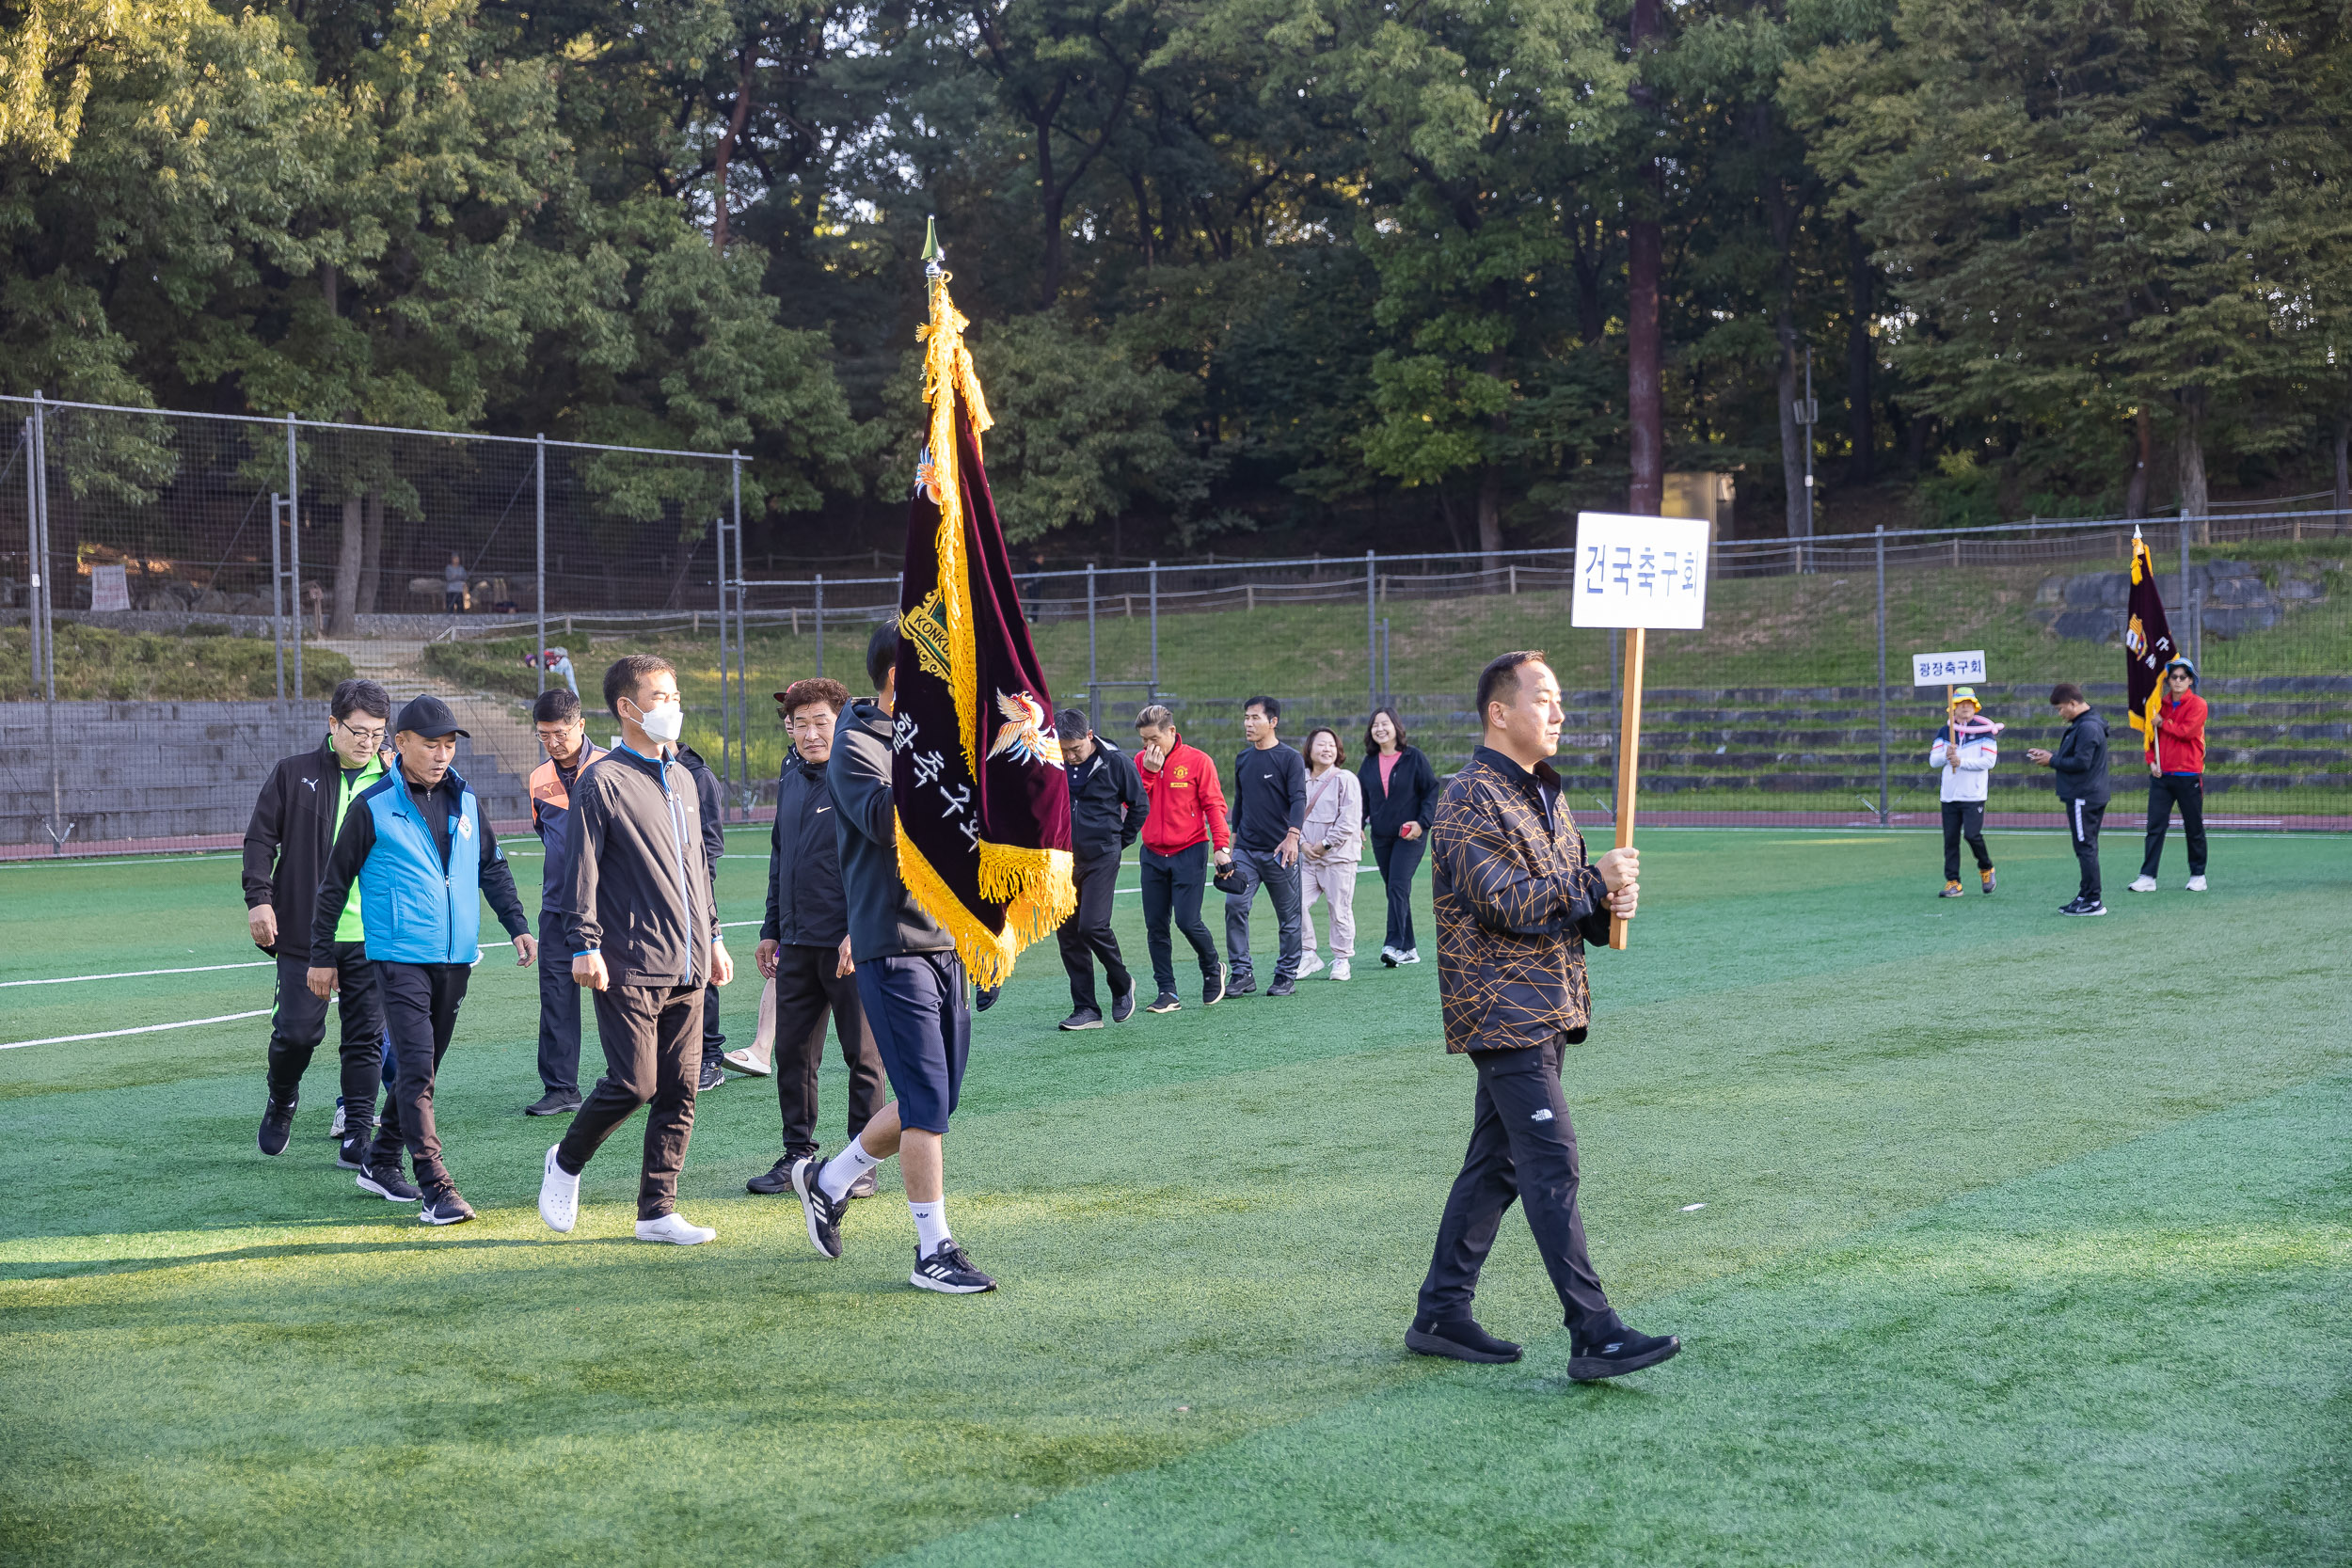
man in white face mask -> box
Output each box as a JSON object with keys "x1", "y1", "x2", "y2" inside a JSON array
[{"x1": 538, "y1": 655, "x2": 735, "y2": 1244}]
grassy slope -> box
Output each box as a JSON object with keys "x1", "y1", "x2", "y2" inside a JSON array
[
  {"x1": 0, "y1": 625, "x2": 356, "y2": 702},
  {"x1": 1, "y1": 832, "x2": 2346, "y2": 1566}
]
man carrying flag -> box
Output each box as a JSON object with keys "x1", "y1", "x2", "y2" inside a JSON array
[
  {"x1": 791, "y1": 230, "x2": 1074, "y2": 1294},
  {"x1": 2118, "y1": 529, "x2": 2209, "y2": 895}
]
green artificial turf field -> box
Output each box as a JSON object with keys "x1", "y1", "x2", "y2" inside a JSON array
[{"x1": 2, "y1": 828, "x2": 2346, "y2": 1566}]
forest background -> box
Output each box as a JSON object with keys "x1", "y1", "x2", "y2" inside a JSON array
[{"x1": 7, "y1": 0, "x2": 2352, "y2": 604}]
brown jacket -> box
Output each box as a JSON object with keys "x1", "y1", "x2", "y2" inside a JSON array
[{"x1": 1430, "y1": 746, "x2": 1613, "y2": 1053}]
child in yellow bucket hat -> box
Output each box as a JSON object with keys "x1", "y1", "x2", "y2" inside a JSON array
[{"x1": 1929, "y1": 689, "x2": 2001, "y2": 896}]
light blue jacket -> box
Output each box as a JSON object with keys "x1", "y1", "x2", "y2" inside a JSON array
[{"x1": 311, "y1": 765, "x2": 528, "y2": 963}]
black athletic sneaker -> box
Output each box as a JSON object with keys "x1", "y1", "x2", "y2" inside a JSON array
[
  {"x1": 258, "y1": 1095, "x2": 297, "y2": 1157},
  {"x1": 1059, "y1": 1008, "x2": 1105, "y2": 1031},
  {"x1": 525, "y1": 1089, "x2": 582, "y2": 1117},
  {"x1": 1147, "y1": 990, "x2": 1183, "y2": 1014},
  {"x1": 1202, "y1": 967, "x2": 1226, "y2": 1007},
  {"x1": 747, "y1": 1156, "x2": 798, "y2": 1196},
  {"x1": 696, "y1": 1056, "x2": 725, "y2": 1092},
  {"x1": 1266, "y1": 976, "x2": 1296, "y2": 997},
  {"x1": 2058, "y1": 896, "x2": 2108, "y2": 917},
  {"x1": 1567, "y1": 1321, "x2": 1680, "y2": 1381},
  {"x1": 418, "y1": 1186, "x2": 477, "y2": 1226},
  {"x1": 335, "y1": 1135, "x2": 369, "y2": 1171},
  {"x1": 975, "y1": 986, "x2": 1001, "y2": 1013},
  {"x1": 1406, "y1": 1316, "x2": 1523, "y2": 1364},
  {"x1": 910, "y1": 1241, "x2": 997, "y2": 1294},
  {"x1": 357, "y1": 1164, "x2": 421, "y2": 1202},
  {"x1": 1227, "y1": 970, "x2": 1258, "y2": 998},
  {"x1": 790, "y1": 1152, "x2": 845, "y2": 1259},
  {"x1": 1110, "y1": 985, "x2": 1137, "y2": 1024}
]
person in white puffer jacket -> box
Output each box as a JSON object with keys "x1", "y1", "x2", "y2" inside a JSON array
[
  {"x1": 1296, "y1": 726, "x2": 1365, "y2": 979},
  {"x1": 1930, "y1": 686, "x2": 1999, "y2": 897}
]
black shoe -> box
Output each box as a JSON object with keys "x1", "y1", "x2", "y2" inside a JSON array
[
  {"x1": 1147, "y1": 990, "x2": 1183, "y2": 1014},
  {"x1": 335, "y1": 1135, "x2": 369, "y2": 1171},
  {"x1": 697, "y1": 1057, "x2": 725, "y2": 1092},
  {"x1": 418, "y1": 1186, "x2": 476, "y2": 1226},
  {"x1": 1202, "y1": 967, "x2": 1226, "y2": 1007},
  {"x1": 1228, "y1": 971, "x2": 1258, "y2": 997},
  {"x1": 975, "y1": 986, "x2": 1001, "y2": 1013},
  {"x1": 1266, "y1": 976, "x2": 1296, "y2": 997},
  {"x1": 2058, "y1": 897, "x2": 2108, "y2": 917},
  {"x1": 357, "y1": 1164, "x2": 421, "y2": 1202},
  {"x1": 1110, "y1": 985, "x2": 1137, "y2": 1024},
  {"x1": 1406, "y1": 1316, "x2": 1524, "y2": 1364},
  {"x1": 1059, "y1": 1008, "x2": 1104, "y2": 1031},
  {"x1": 525, "y1": 1089, "x2": 582, "y2": 1117},
  {"x1": 1567, "y1": 1321, "x2": 1680, "y2": 1382},
  {"x1": 747, "y1": 1156, "x2": 798, "y2": 1196},
  {"x1": 790, "y1": 1152, "x2": 845, "y2": 1259},
  {"x1": 258, "y1": 1095, "x2": 297, "y2": 1157},
  {"x1": 911, "y1": 1241, "x2": 997, "y2": 1294},
  {"x1": 848, "y1": 1169, "x2": 879, "y2": 1199}
]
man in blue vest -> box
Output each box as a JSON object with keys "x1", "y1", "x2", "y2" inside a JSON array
[{"x1": 311, "y1": 695, "x2": 535, "y2": 1225}]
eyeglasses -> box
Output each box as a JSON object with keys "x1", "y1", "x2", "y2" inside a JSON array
[{"x1": 337, "y1": 723, "x2": 387, "y2": 745}]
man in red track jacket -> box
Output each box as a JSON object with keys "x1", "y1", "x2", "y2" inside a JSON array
[
  {"x1": 1133, "y1": 705, "x2": 1232, "y2": 1012},
  {"x1": 2131, "y1": 657, "x2": 2210, "y2": 894}
]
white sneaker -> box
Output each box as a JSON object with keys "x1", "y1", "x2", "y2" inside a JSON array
[
  {"x1": 1330, "y1": 959, "x2": 1350, "y2": 981},
  {"x1": 635, "y1": 1212, "x2": 716, "y2": 1245},
  {"x1": 329, "y1": 1102, "x2": 347, "y2": 1138},
  {"x1": 721, "y1": 1048, "x2": 771, "y2": 1077},
  {"x1": 2186, "y1": 875, "x2": 2207, "y2": 892},
  {"x1": 1295, "y1": 952, "x2": 1326, "y2": 979},
  {"x1": 538, "y1": 1145, "x2": 579, "y2": 1233},
  {"x1": 2127, "y1": 875, "x2": 2158, "y2": 894},
  {"x1": 1395, "y1": 947, "x2": 1422, "y2": 965}
]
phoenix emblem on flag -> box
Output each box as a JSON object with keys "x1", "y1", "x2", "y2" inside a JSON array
[{"x1": 987, "y1": 689, "x2": 1057, "y2": 767}]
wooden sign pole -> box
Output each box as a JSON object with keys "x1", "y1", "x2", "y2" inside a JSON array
[{"x1": 1610, "y1": 626, "x2": 1646, "y2": 950}]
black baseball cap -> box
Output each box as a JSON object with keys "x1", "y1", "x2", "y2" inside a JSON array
[{"x1": 394, "y1": 694, "x2": 469, "y2": 738}]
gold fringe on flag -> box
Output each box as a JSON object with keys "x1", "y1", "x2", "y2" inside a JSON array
[
  {"x1": 914, "y1": 272, "x2": 993, "y2": 778},
  {"x1": 895, "y1": 817, "x2": 1073, "y2": 990}
]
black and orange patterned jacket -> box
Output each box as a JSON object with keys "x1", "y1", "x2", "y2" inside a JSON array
[{"x1": 1431, "y1": 746, "x2": 1613, "y2": 1054}]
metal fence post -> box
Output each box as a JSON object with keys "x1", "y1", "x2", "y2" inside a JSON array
[
  {"x1": 269, "y1": 492, "x2": 287, "y2": 701},
  {"x1": 535, "y1": 434, "x2": 547, "y2": 695},
  {"x1": 1086, "y1": 562, "x2": 1098, "y2": 729},
  {"x1": 814, "y1": 573, "x2": 824, "y2": 677},
  {"x1": 714, "y1": 511, "x2": 731, "y2": 815},
  {"x1": 30, "y1": 393, "x2": 55, "y2": 701},
  {"x1": 2179, "y1": 514, "x2": 2199, "y2": 669},
  {"x1": 1875, "y1": 525, "x2": 1889, "y2": 825},
  {"x1": 22, "y1": 413, "x2": 44, "y2": 698},
  {"x1": 285, "y1": 415, "x2": 302, "y2": 708},
  {"x1": 731, "y1": 451, "x2": 747, "y2": 802},
  {"x1": 1148, "y1": 561, "x2": 1159, "y2": 693},
  {"x1": 1366, "y1": 548, "x2": 1376, "y2": 718}
]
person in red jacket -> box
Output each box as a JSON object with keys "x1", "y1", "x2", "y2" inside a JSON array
[
  {"x1": 1133, "y1": 705, "x2": 1233, "y2": 1012},
  {"x1": 2130, "y1": 657, "x2": 2209, "y2": 893}
]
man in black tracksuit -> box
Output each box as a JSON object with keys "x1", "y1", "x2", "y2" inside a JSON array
[
  {"x1": 526, "y1": 687, "x2": 606, "y2": 1116},
  {"x1": 1055, "y1": 708, "x2": 1144, "y2": 1030},
  {"x1": 541, "y1": 655, "x2": 733, "y2": 1245},
  {"x1": 745, "y1": 676, "x2": 885, "y2": 1196},
  {"x1": 243, "y1": 677, "x2": 394, "y2": 1167},
  {"x1": 2027, "y1": 681, "x2": 2111, "y2": 915},
  {"x1": 676, "y1": 741, "x2": 731, "y2": 1091}
]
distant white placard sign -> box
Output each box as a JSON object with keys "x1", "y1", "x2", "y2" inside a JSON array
[
  {"x1": 1912, "y1": 649, "x2": 1986, "y2": 686},
  {"x1": 1570, "y1": 513, "x2": 1711, "y2": 629},
  {"x1": 89, "y1": 563, "x2": 131, "y2": 612}
]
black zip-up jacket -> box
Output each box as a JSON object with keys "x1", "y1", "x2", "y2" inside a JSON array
[
  {"x1": 675, "y1": 742, "x2": 728, "y2": 882},
  {"x1": 562, "y1": 745, "x2": 723, "y2": 988},
  {"x1": 762, "y1": 750, "x2": 848, "y2": 947},
  {"x1": 307, "y1": 767, "x2": 530, "y2": 957},
  {"x1": 1066, "y1": 739, "x2": 1145, "y2": 863},
  {"x1": 828, "y1": 699, "x2": 954, "y2": 961},
  {"x1": 242, "y1": 737, "x2": 388, "y2": 960},
  {"x1": 2049, "y1": 707, "x2": 2110, "y2": 805},
  {"x1": 1358, "y1": 744, "x2": 1439, "y2": 838}
]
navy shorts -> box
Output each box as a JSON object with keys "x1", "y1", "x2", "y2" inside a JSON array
[{"x1": 856, "y1": 952, "x2": 970, "y2": 1134}]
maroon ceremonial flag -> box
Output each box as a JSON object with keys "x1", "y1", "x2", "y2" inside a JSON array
[{"x1": 2124, "y1": 528, "x2": 2179, "y2": 743}]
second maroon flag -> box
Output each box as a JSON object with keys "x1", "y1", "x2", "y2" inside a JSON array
[{"x1": 2124, "y1": 528, "x2": 2180, "y2": 744}]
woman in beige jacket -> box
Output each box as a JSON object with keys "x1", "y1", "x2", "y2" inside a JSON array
[{"x1": 1297, "y1": 727, "x2": 1364, "y2": 980}]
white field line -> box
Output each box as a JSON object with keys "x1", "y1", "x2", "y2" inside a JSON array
[
  {"x1": 1, "y1": 960, "x2": 275, "y2": 989},
  {"x1": 3, "y1": 1008, "x2": 272, "y2": 1051}
]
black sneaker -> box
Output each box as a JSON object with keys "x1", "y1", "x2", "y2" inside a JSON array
[
  {"x1": 1227, "y1": 970, "x2": 1257, "y2": 998},
  {"x1": 418, "y1": 1186, "x2": 477, "y2": 1226},
  {"x1": 2058, "y1": 897, "x2": 2108, "y2": 917},
  {"x1": 258, "y1": 1095, "x2": 297, "y2": 1157},
  {"x1": 357, "y1": 1164, "x2": 421, "y2": 1202},
  {"x1": 848, "y1": 1169, "x2": 879, "y2": 1199},
  {"x1": 525, "y1": 1089, "x2": 582, "y2": 1117},
  {"x1": 696, "y1": 1056, "x2": 725, "y2": 1092},
  {"x1": 1406, "y1": 1316, "x2": 1523, "y2": 1364},
  {"x1": 335, "y1": 1135, "x2": 369, "y2": 1171},
  {"x1": 1266, "y1": 976, "x2": 1296, "y2": 997},
  {"x1": 975, "y1": 986, "x2": 1001, "y2": 1013},
  {"x1": 910, "y1": 1241, "x2": 997, "y2": 1294},
  {"x1": 1059, "y1": 1008, "x2": 1105, "y2": 1031},
  {"x1": 1567, "y1": 1322, "x2": 1680, "y2": 1382},
  {"x1": 790, "y1": 1152, "x2": 845, "y2": 1259},
  {"x1": 1202, "y1": 967, "x2": 1226, "y2": 1007},
  {"x1": 746, "y1": 1156, "x2": 798, "y2": 1196},
  {"x1": 1147, "y1": 990, "x2": 1183, "y2": 1014},
  {"x1": 1110, "y1": 985, "x2": 1137, "y2": 1024}
]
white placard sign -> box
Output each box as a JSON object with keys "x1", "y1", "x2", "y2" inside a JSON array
[
  {"x1": 1911, "y1": 649, "x2": 1986, "y2": 687},
  {"x1": 1570, "y1": 513, "x2": 1711, "y2": 629},
  {"x1": 89, "y1": 563, "x2": 131, "y2": 612}
]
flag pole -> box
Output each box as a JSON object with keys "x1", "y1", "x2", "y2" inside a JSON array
[{"x1": 1609, "y1": 627, "x2": 1645, "y2": 950}]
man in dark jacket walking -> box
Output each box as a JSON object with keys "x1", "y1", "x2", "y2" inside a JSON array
[
  {"x1": 742, "y1": 676, "x2": 885, "y2": 1197},
  {"x1": 1224, "y1": 695, "x2": 1308, "y2": 997},
  {"x1": 675, "y1": 739, "x2": 731, "y2": 1091},
  {"x1": 1054, "y1": 708, "x2": 1144, "y2": 1030},
  {"x1": 538, "y1": 655, "x2": 734, "y2": 1245},
  {"x1": 525, "y1": 687, "x2": 606, "y2": 1116},
  {"x1": 788, "y1": 625, "x2": 997, "y2": 1295},
  {"x1": 2026, "y1": 682, "x2": 2111, "y2": 916},
  {"x1": 243, "y1": 677, "x2": 394, "y2": 1166},
  {"x1": 1408, "y1": 651, "x2": 1673, "y2": 1383},
  {"x1": 311, "y1": 695, "x2": 536, "y2": 1225}
]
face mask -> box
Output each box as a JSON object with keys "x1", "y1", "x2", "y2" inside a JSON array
[{"x1": 628, "y1": 699, "x2": 684, "y2": 746}]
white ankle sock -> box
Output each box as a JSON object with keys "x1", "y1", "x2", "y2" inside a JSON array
[
  {"x1": 818, "y1": 1140, "x2": 881, "y2": 1203},
  {"x1": 910, "y1": 1198, "x2": 951, "y2": 1255}
]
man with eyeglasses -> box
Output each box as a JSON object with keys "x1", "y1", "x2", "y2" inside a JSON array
[
  {"x1": 524, "y1": 687, "x2": 607, "y2": 1116},
  {"x1": 243, "y1": 678, "x2": 397, "y2": 1169}
]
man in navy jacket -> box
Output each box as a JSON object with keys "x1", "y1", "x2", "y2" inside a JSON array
[
  {"x1": 1054, "y1": 709, "x2": 1145, "y2": 1029},
  {"x1": 525, "y1": 687, "x2": 605, "y2": 1116},
  {"x1": 2026, "y1": 682, "x2": 2111, "y2": 916}
]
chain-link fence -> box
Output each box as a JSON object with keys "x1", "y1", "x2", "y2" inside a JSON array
[{"x1": 7, "y1": 393, "x2": 2348, "y2": 853}]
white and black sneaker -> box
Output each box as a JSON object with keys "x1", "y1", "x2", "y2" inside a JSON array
[
  {"x1": 1110, "y1": 984, "x2": 1137, "y2": 1023},
  {"x1": 1146, "y1": 990, "x2": 1183, "y2": 1014},
  {"x1": 1394, "y1": 947, "x2": 1422, "y2": 965},
  {"x1": 418, "y1": 1186, "x2": 477, "y2": 1226},
  {"x1": 2058, "y1": 897, "x2": 2108, "y2": 917},
  {"x1": 790, "y1": 1152, "x2": 845, "y2": 1259},
  {"x1": 1058, "y1": 1008, "x2": 1104, "y2": 1031},
  {"x1": 258, "y1": 1095, "x2": 297, "y2": 1157},
  {"x1": 335, "y1": 1135, "x2": 369, "y2": 1171},
  {"x1": 1202, "y1": 966, "x2": 1226, "y2": 1007},
  {"x1": 910, "y1": 1241, "x2": 996, "y2": 1294},
  {"x1": 329, "y1": 1101, "x2": 348, "y2": 1138},
  {"x1": 1380, "y1": 945, "x2": 1401, "y2": 968},
  {"x1": 358, "y1": 1163, "x2": 421, "y2": 1202}
]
